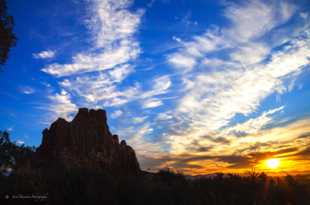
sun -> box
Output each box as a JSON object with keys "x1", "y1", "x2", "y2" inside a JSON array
[{"x1": 266, "y1": 158, "x2": 280, "y2": 169}]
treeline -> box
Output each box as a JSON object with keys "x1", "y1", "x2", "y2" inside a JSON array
[{"x1": 0, "y1": 132, "x2": 310, "y2": 205}]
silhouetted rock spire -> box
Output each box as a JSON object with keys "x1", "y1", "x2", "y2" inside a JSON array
[{"x1": 37, "y1": 108, "x2": 140, "y2": 174}]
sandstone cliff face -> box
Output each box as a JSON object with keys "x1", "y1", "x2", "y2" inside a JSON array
[{"x1": 37, "y1": 108, "x2": 140, "y2": 174}]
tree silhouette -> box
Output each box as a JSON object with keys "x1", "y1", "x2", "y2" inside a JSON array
[{"x1": 0, "y1": 0, "x2": 16, "y2": 68}]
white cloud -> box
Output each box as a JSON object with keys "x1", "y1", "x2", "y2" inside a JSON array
[
  {"x1": 19, "y1": 86, "x2": 35, "y2": 95},
  {"x1": 42, "y1": 41, "x2": 140, "y2": 77},
  {"x1": 168, "y1": 29, "x2": 226, "y2": 71},
  {"x1": 59, "y1": 69, "x2": 139, "y2": 106},
  {"x1": 176, "y1": 34, "x2": 309, "y2": 132},
  {"x1": 157, "y1": 112, "x2": 173, "y2": 121},
  {"x1": 168, "y1": 1, "x2": 297, "y2": 71},
  {"x1": 183, "y1": 32, "x2": 225, "y2": 57},
  {"x1": 300, "y1": 12, "x2": 308, "y2": 19},
  {"x1": 108, "y1": 64, "x2": 133, "y2": 82},
  {"x1": 203, "y1": 58, "x2": 236, "y2": 68},
  {"x1": 172, "y1": 36, "x2": 182, "y2": 43},
  {"x1": 88, "y1": 0, "x2": 143, "y2": 48},
  {"x1": 166, "y1": 106, "x2": 285, "y2": 154},
  {"x1": 142, "y1": 98, "x2": 163, "y2": 109},
  {"x1": 59, "y1": 72, "x2": 172, "y2": 109},
  {"x1": 223, "y1": 106, "x2": 284, "y2": 136},
  {"x1": 164, "y1": 0, "x2": 310, "y2": 155},
  {"x1": 33, "y1": 50, "x2": 56, "y2": 59},
  {"x1": 111, "y1": 110, "x2": 123, "y2": 119},
  {"x1": 140, "y1": 75, "x2": 172, "y2": 99},
  {"x1": 229, "y1": 43, "x2": 270, "y2": 65},
  {"x1": 47, "y1": 90, "x2": 77, "y2": 120},
  {"x1": 132, "y1": 116, "x2": 147, "y2": 124},
  {"x1": 224, "y1": 0, "x2": 295, "y2": 42},
  {"x1": 43, "y1": 0, "x2": 144, "y2": 117},
  {"x1": 168, "y1": 53, "x2": 196, "y2": 70},
  {"x1": 42, "y1": 0, "x2": 142, "y2": 77},
  {"x1": 16, "y1": 140, "x2": 25, "y2": 146}
]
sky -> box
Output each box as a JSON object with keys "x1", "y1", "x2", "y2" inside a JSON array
[{"x1": 1, "y1": 0, "x2": 310, "y2": 175}]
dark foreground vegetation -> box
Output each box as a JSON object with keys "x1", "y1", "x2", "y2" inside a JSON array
[{"x1": 1, "y1": 131, "x2": 310, "y2": 205}]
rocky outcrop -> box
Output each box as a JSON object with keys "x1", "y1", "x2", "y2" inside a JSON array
[{"x1": 37, "y1": 108, "x2": 140, "y2": 174}]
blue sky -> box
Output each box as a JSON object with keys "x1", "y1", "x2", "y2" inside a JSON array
[{"x1": 1, "y1": 0, "x2": 310, "y2": 174}]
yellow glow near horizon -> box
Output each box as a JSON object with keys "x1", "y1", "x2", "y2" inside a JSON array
[{"x1": 266, "y1": 158, "x2": 280, "y2": 169}]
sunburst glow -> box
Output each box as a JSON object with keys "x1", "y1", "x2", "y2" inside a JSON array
[{"x1": 266, "y1": 158, "x2": 280, "y2": 169}]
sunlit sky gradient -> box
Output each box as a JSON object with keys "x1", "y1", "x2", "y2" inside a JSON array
[{"x1": 1, "y1": 0, "x2": 310, "y2": 175}]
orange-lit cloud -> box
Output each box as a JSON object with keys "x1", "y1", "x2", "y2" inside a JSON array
[{"x1": 137, "y1": 118, "x2": 310, "y2": 175}]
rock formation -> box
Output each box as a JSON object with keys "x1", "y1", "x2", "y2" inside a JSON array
[{"x1": 37, "y1": 108, "x2": 140, "y2": 174}]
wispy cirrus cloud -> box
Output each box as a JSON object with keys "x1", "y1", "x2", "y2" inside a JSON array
[
  {"x1": 59, "y1": 64, "x2": 137, "y2": 106},
  {"x1": 222, "y1": 106, "x2": 284, "y2": 137},
  {"x1": 110, "y1": 110, "x2": 124, "y2": 119},
  {"x1": 88, "y1": 0, "x2": 143, "y2": 49},
  {"x1": 139, "y1": 75, "x2": 172, "y2": 99},
  {"x1": 33, "y1": 50, "x2": 56, "y2": 59},
  {"x1": 42, "y1": 0, "x2": 142, "y2": 77},
  {"x1": 41, "y1": 41, "x2": 140, "y2": 77},
  {"x1": 142, "y1": 98, "x2": 163, "y2": 109},
  {"x1": 132, "y1": 116, "x2": 148, "y2": 124},
  {"x1": 16, "y1": 139, "x2": 25, "y2": 146},
  {"x1": 223, "y1": 0, "x2": 295, "y2": 42},
  {"x1": 59, "y1": 69, "x2": 172, "y2": 108},
  {"x1": 47, "y1": 90, "x2": 77, "y2": 120},
  {"x1": 174, "y1": 35, "x2": 309, "y2": 133},
  {"x1": 164, "y1": 0, "x2": 310, "y2": 156},
  {"x1": 42, "y1": 0, "x2": 144, "y2": 119},
  {"x1": 168, "y1": 29, "x2": 226, "y2": 71},
  {"x1": 19, "y1": 86, "x2": 35, "y2": 95}
]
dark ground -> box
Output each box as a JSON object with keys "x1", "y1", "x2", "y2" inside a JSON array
[{"x1": 1, "y1": 131, "x2": 310, "y2": 205}]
